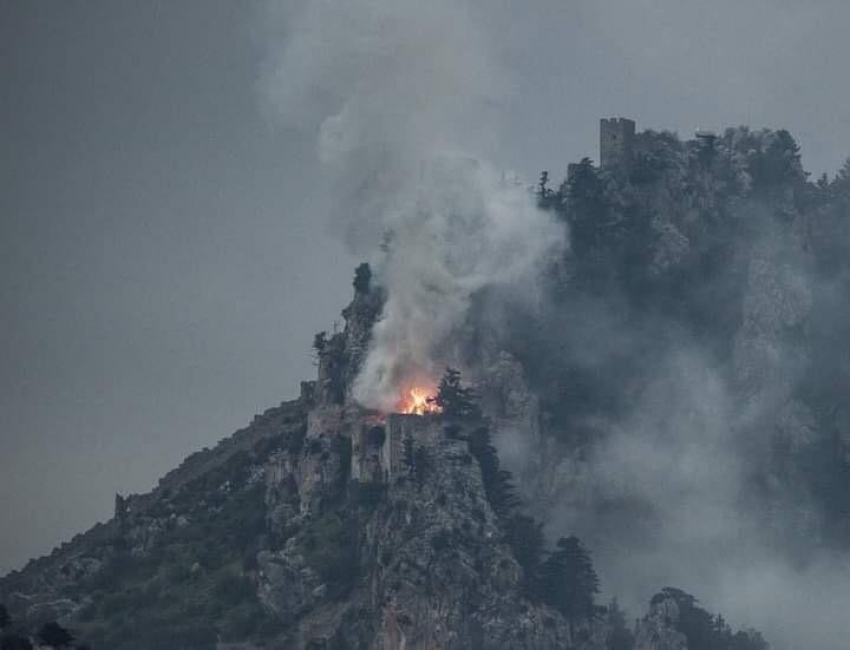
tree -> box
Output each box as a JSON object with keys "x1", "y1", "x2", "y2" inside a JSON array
[
  {"x1": 537, "y1": 171, "x2": 554, "y2": 209},
  {"x1": 653, "y1": 587, "x2": 727, "y2": 650},
  {"x1": 353, "y1": 262, "x2": 372, "y2": 294},
  {"x1": 429, "y1": 368, "x2": 480, "y2": 420},
  {"x1": 312, "y1": 331, "x2": 328, "y2": 353},
  {"x1": 832, "y1": 157, "x2": 850, "y2": 196},
  {"x1": 731, "y1": 629, "x2": 769, "y2": 650},
  {"x1": 504, "y1": 513, "x2": 545, "y2": 572},
  {"x1": 1, "y1": 636, "x2": 33, "y2": 650},
  {"x1": 37, "y1": 622, "x2": 74, "y2": 649},
  {"x1": 536, "y1": 536, "x2": 599, "y2": 619},
  {"x1": 468, "y1": 426, "x2": 519, "y2": 519},
  {"x1": 607, "y1": 598, "x2": 635, "y2": 650}
]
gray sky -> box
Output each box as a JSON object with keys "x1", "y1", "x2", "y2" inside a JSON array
[{"x1": 2, "y1": 0, "x2": 850, "y2": 576}]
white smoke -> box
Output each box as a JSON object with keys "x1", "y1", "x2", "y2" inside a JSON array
[{"x1": 263, "y1": 0, "x2": 564, "y2": 410}]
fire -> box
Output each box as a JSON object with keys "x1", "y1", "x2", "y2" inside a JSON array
[{"x1": 397, "y1": 386, "x2": 441, "y2": 415}]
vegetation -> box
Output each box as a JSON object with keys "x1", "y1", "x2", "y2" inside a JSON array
[
  {"x1": 0, "y1": 605, "x2": 33, "y2": 650},
  {"x1": 468, "y1": 425, "x2": 520, "y2": 519},
  {"x1": 448, "y1": 368, "x2": 601, "y2": 620},
  {"x1": 1, "y1": 636, "x2": 33, "y2": 650},
  {"x1": 37, "y1": 622, "x2": 74, "y2": 649},
  {"x1": 295, "y1": 510, "x2": 358, "y2": 596},
  {"x1": 353, "y1": 262, "x2": 373, "y2": 293},
  {"x1": 652, "y1": 588, "x2": 768, "y2": 650},
  {"x1": 54, "y1": 436, "x2": 280, "y2": 649},
  {"x1": 607, "y1": 598, "x2": 635, "y2": 650},
  {"x1": 534, "y1": 537, "x2": 599, "y2": 619},
  {"x1": 503, "y1": 514, "x2": 546, "y2": 572},
  {"x1": 429, "y1": 368, "x2": 481, "y2": 420},
  {"x1": 312, "y1": 331, "x2": 328, "y2": 354},
  {"x1": 0, "y1": 608, "x2": 83, "y2": 650}
]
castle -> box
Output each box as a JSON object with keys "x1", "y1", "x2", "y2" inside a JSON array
[
  {"x1": 350, "y1": 413, "x2": 442, "y2": 484},
  {"x1": 599, "y1": 117, "x2": 636, "y2": 170}
]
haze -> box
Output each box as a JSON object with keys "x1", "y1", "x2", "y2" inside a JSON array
[{"x1": 3, "y1": 0, "x2": 849, "y2": 588}]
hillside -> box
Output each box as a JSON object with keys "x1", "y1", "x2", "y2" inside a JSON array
[{"x1": 4, "y1": 119, "x2": 850, "y2": 649}]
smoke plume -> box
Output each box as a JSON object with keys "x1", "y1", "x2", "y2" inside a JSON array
[
  {"x1": 527, "y1": 213, "x2": 850, "y2": 650},
  {"x1": 263, "y1": 0, "x2": 563, "y2": 410},
  {"x1": 262, "y1": 3, "x2": 850, "y2": 648}
]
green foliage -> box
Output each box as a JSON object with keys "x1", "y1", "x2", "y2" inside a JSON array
[
  {"x1": 607, "y1": 598, "x2": 635, "y2": 650},
  {"x1": 534, "y1": 536, "x2": 599, "y2": 620},
  {"x1": 67, "y1": 451, "x2": 275, "y2": 649},
  {"x1": 351, "y1": 481, "x2": 386, "y2": 508},
  {"x1": 430, "y1": 529, "x2": 453, "y2": 553},
  {"x1": 430, "y1": 368, "x2": 481, "y2": 420},
  {"x1": 0, "y1": 605, "x2": 35, "y2": 650},
  {"x1": 747, "y1": 129, "x2": 804, "y2": 189},
  {"x1": 313, "y1": 331, "x2": 328, "y2": 352},
  {"x1": 1, "y1": 635, "x2": 33, "y2": 650},
  {"x1": 297, "y1": 511, "x2": 358, "y2": 592},
  {"x1": 652, "y1": 587, "x2": 769, "y2": 650},
  {"x1": 503, "y1": 514, "x2": 545, "y2": 572},
  {"x1": 468, "y1": 426, "x2": 519, "y2": 519},
  {"x1": 218, "y1": 602, "x2": 266, "y2": 642},
  {"x1": 37, "y1": 622, "x2": 74, "y2": 649},
  {"x1": 537, "y1": 170, "x2": 555, "y2": 209},
  {"x1": 353, "y1": 262, "x2": 372, "y2": 293},
  {"x1": 212, "y1": 573, "x2": 255, "y2": 607}
]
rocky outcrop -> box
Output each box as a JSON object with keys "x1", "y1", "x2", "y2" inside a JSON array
[
  {"x1": 633, "y1": 596, "x2": 687, "y2": 650},
  {"x1": 255, "y1": 400, "x2": 601, "y2": 649}
]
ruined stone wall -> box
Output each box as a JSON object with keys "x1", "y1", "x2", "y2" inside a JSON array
[{"x1": 600, "y1": 117, "x2": 636, "y2": 170}]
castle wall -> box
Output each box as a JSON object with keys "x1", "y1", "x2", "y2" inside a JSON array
[
  {"x1": 600, "y1": 117, "x2": 636, "y2": 170},
  {"x1": 350, "y1": 414, "x2": 444, "y2": 484}
]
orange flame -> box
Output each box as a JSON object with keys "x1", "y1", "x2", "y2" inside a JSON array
[{"x1": 397, "y1": 386, "x2": 441, "y2": 415}]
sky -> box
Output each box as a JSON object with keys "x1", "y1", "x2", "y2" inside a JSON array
[{"x1": 3, "y1": 0, "x2": 850, "y2": 577}]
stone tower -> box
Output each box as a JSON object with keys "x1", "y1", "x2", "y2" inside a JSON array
[{"x1": 600, "y1": 117, "x2": 636, "y2": 170}]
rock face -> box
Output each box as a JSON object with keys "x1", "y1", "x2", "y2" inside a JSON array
[
  {"x1": 6, "y1": 122, "x2": 818, "y2": 649},
  {"x1": 260, "y1": 406, "x2": 595, "y2": 649},
  {"x1": 0, "y1": 281, "x2": 607, "y2": 650},
  {"x1": 633, "y1": 596, "x2": 687, "y2": 650}
]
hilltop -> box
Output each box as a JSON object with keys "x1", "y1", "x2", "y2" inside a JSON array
[{"x1": 5, "y1": 118, "x2": 850, "y2": 649}]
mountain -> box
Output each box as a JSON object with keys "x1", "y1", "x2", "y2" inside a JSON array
[
  {"x1": 0, "y1": 281, "x2": 607, "y2": 649},
  {"x1": 5, "y1": 120, "x2": 850, "y2": 649}
]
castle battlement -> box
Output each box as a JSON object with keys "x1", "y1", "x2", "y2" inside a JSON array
[{"x1": 600, "y1": 117, "x2": 636, "y2": 170}]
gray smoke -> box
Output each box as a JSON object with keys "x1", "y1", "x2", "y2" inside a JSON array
[
  {"x1": 261, "y1": 2, "x2": 850, "y2": 648},
  {"x1": 262, "y1": 0, "x2": 563, "y2": 411},
  {"x1": 531, "y1": 212, "x2": 850, "y2": 649}
]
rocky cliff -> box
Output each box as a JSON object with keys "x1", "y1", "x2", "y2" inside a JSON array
[
  {"x1": 6, "y1": 122, "x2": 839, "y2": 649},
  {"x1": 0, "y1": 280, "x2": 610, "y2": 649}
]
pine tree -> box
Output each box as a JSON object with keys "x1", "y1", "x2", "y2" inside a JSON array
[
  {"x1": 504, "y1": 514, "x2": 545, "y2": 572},
  {"x1": 468, "y1": 426, "x2": 518, "y2": 519},
  {"x1": 1, "y1": 635, "x2": 34, "y2": 650},
  {"x1": 352, "y1": 262, "x2": 372, "y2": 293},
  {"x1": 429, "y1": 368, "x2": 480, "y2": 420},
  {"x1": 607, "y1": 598, "x2": 635, "y2": 650},
  {"x1": 536, "y1": 536, "x2": 599, "y2": 619},
  {"x1": 37, "y1": 622, "x2": 74, "y2": 649}
]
